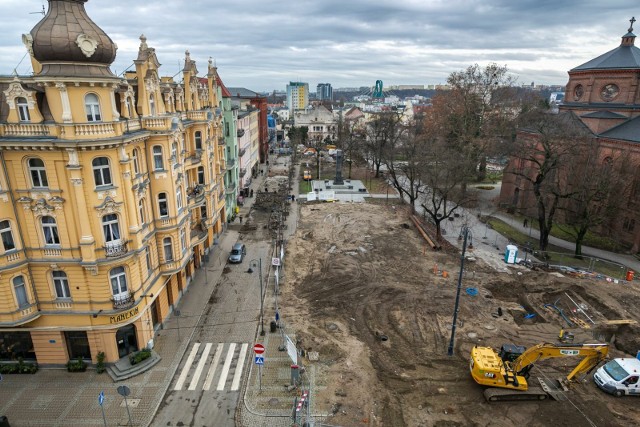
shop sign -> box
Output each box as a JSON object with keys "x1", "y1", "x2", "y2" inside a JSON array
[{"x1": 110, "y1": 306, "x2": 139, "y2": 324}]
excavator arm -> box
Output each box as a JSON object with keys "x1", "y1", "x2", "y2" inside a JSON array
[{"x1": 510, "y1": 343, "x2": 609, "y2": 381}]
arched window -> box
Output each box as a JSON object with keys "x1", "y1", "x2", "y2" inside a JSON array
[
  {"x1": 163, "y1": 237, "x2": 173, "y2": 261},
  {"x1": 52, "y1": 271, "x2": 70, "y2": 299},
  {"x1": 16, "y1": 97, "x2": 30, "y2": 121},
  {"x1": 158, "y1": 192, "x2": 169, "y2": 217},
  {"x1": 92, "y1": 157, "x2": 112, "y2": 187},
  {"x1": 0, "y1": 220, "x2": 16, "y2": 252},
  {"x1": 197, "y1": 166, "x2": 205, "y2": 185},
  {"x1": 176, "y1": 186, "x2": 183, "y2": 210},
  {"x1": 195, "y1": 131, "x2": 202, "y2": 150},
  {"x1": 42, "y1": 216, "x2": 60, "y2": 245},
  {"x1": 138, "y1": 199, "x2": 146, "y2": 224},
  {"x1": 109, "y1": 266, "x2": 128, "y2": 296},
  {"x1": 28, "y1": 158, "x2": 48, "y2": 188},
  {"x1": 149, "y1": 94, "x2": 156, "y2": 116},
  {"x1": 85, "y1": 93, "x2": 102, "y2": 122},
  {"x1": 153, "y1": 146, "x2": 164, "y2": 170},
  {"x1": 132, "y1": 149, "x2": 140, "y2": 174},
  {"x1": 13, "y1": 276, "x2": 29, "y2": 308},
  {"x1": 102, "y1": 214, "x2": 120, "y2": 243}
]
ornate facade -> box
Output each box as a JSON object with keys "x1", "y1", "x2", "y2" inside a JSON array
[{"x1": 0, "y1": 0, "x2": 225, "y2": 365}]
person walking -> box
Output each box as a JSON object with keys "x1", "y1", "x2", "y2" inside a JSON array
[
  {"x1": 523, "y1": 218, "x2": 528, "y2": 228},
  {"x1": 239, "y1": 216, "x2": 243, "y2": 224}
]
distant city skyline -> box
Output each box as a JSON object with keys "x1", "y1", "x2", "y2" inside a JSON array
[{"x1": 0, "y1": 1, "x2": 637, "y2": 91}]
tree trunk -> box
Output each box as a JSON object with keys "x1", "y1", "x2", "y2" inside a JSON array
[{"x1": 574, "y1": 227, "x2": 588, "y2": 258}]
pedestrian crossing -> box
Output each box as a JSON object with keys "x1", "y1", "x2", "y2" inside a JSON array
[{"x1": 173, "y1": 342, "x2": 249, "y2": 392}]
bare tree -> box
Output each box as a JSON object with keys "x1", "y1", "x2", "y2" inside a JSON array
[
  {"x1": 364, "y1": 111, "x2": 404, "y2": 177},
  {"x1": 558, "y1": 147, "x2": 634, "y2": 257},
  {"x1": 506, "y1": 108, "x2": 591, "y2": 251}
]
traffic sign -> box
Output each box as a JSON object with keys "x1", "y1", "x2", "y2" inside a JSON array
[
  {"x1": 253, "y1": 343, "x2": 265, "y2": 354},
  {"x1": 255, "y1": 355, "x2": 265, "y2": 365},
  {"x1": 272, "y1": 257, "x2": 281, "y2": 266},
  {"x1": 98, "y1": 391, "x2": 105, "y2": 406}
]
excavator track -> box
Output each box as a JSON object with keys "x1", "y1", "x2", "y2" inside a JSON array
[{"x1": 484, "y1": 386, "x2": 548, "y2": 402}]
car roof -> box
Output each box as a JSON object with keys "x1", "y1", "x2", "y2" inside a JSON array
[
  {"x1": 232, "y1": 242, "x2": 244, "y2": 248},
  {"x1": 615, "y1": 358, "x2": 640, "y2": 373}
]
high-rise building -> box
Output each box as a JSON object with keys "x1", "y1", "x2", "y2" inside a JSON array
[
  {"x1": 0, "y1": 0, "x2": 226, "y2": 366},
  {"x1": 316, "y1": 83, "x2": 333, "y2": 101},
  {"x1": 286, "y1": 82, "x2": 309, "y2": 111}
]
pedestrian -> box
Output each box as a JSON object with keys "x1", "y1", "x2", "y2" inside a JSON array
[
  {"x1": 291, "y1": 194, "x2": 295, "y2": 202},
  {"x1": 250, "y1": 189, "x2": 254, "y2": 197},
  {"x1": 239, "y1": 216, "x2": 243, "y2": 224},
  {"x1": 523, "y1": 218, "x2": 528, "y2": 228}
]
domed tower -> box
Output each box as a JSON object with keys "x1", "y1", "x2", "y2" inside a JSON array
[{"x1": 26, "y1": 0, "x2": 117, "y2": 78}]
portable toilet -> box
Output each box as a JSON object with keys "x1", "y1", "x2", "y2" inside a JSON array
[{"x1": 504, "y1": 245, "x2": 518, "y2": 264}]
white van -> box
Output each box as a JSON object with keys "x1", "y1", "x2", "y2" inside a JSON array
[{"x1": 594, "y1": 357, "x2": 640, "y2": 396}]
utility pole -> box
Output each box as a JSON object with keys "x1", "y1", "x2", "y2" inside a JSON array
[{"x1": 448, "y1": 227, "x2": 469, "y2": 356}]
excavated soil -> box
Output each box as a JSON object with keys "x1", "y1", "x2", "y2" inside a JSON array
[{"x1": 280, "y1": 202, "x2": 640, "y2": 427}]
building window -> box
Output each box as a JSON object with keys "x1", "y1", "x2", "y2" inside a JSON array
[
  {"x1": 85, "y1": 93, "x2": 102, "y2": 122},
  {"x1": 16, "y1": 97, "x2": 30, "y2": 121},
  {"x1": 42, "y1": 216, "x2": 60, "y2": 245},
  {"x1": 153, "y1": 146, "x2": 164, "y2": 170},
  {"x1": 200, "y1": 205, "x2": 207, "y2": 219},
  {"x1": 109, "y1": 266, "x2": 128, "y2": 296},
  {"x1": 149, "y1": 94, "x2": 156, "y2": 116},
  {"x1": 225, "y1": 121, "x2": 230, "y2": 137},
  {"x1": 145, "y1": 246, "x2": 152, "y2": 273},
  {"x1": 92, "y1": 157, "x2": 112, "y2": 187},
  {"x1": 195, "y1": 131, "x2": 202, "y2": 150},
  {"x1": 28, "y1": 158, "x2": 48, "y2": 188},
  {"x1": 180, "y1": 228, "x2": 187, "y2": 252},
  {"x1": 176, "y1": 186, "x2": 183, "y2": 211},
  {"x1": 0, "y1": 332, "x2": 36, "y2": 361},
  {"x1": 163, "y1": 237, "x2": 173, "y2": 261},
  {"x1": 138, "y1": 199, "x2": 146, "y2": 224},
  {"x1": 197, "y1": 166, "x2": 205, "y2": 185},
  {"x1": 0, "y1": 220, "x2": 16, "y2": 252},
  {"x1": 102, "y1": 214, "x2": 121, "y2": 243},
  {"x1": 171, "y1": 142, "x2": 177, "y2": 161},
  {"x1": 13, "y1": 276, "x2": 29, "y2": 308},
  {"x1": 132, "y1": 149, "x2": 140, "y2": 174},
  {"x1": 158, "y1": 193, "x2": 169, "y2": 217},
  {"x1": 624, "y1": 218, "x2": 636, "y2": 233},
  {"x1": 53, "y1": 271, "x2": 71, "y2": 299}
]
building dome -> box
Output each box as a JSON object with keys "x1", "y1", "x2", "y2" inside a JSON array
[{"x1": 29, "y1": 0, "x2": 117, "y2": 77}]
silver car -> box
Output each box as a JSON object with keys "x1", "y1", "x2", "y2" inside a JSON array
[{"x1": 228, "y1": 243, "x2": 246, "y2": 263}]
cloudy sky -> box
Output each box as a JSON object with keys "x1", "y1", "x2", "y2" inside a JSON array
[{"x1": 0, "y1": 0, "x2": 637, "y2": 92}]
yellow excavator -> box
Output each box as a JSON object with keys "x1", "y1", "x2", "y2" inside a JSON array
[{"x1": 470, "y1": 342, "x2": 609, "y2": 401}]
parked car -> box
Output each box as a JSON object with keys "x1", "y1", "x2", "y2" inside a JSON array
[{"x1": 228, "y1": 243, "x2": 246, "y2": 264}]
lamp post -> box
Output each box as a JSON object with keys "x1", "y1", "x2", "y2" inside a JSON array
[
  {"x1": 248, "y1": 258, "x2": 265, "y2": 336},
  {"x1": 448, "y1": 227, "x2": 469, "y2": 357}
]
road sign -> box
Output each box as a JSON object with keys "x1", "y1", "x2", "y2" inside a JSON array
[
  {"x1": 275, "y1": 311, "x2": 280, "y2": 321},
  {"x1": 98, "y1": 391, "x2": 105, "y2": 406},
  {"x1": 255, "y1": 355, "x2": 265, "y2": 365},
  {"x1": 253, "y1": 343, "x2": 265, "y2": 354},
  {"x1": 116, "y1": 385, "x2": 131, "y2": 397},
  {"x1": 272, "y1": 257, "x2": 281, "y2": 266}
]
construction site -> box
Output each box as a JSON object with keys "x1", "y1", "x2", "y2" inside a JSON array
[{"x1": 242, "y1": 160, "x2": 640, "y2": 427}]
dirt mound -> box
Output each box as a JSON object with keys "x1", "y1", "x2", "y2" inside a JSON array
[{"x1": 282, "y1": 202, "x2": 640, "y2": 427}]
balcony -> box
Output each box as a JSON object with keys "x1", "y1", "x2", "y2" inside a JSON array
[
  {"x1": 238, "y1": 148, "x2": 246, "y2": 157},
  {"x1": 187, "y1": 111, "x2": 207, "y2": 121},
  {"x1": 237, "y1": 129, "x2": 245, "y2": 138},
  {"x1": 225, "y1": 182, "x2": 237, "y2": 194},
  {"x1": 187, "y1": 150, "x2": 203, "y2": 164},
  {"x1": 112, "y1": 293, "x2": 134, "y2": 310},
  {"x1": 239, "y1": 168, "x2": 247, "y2": 177},
  {"x1": 142, "y1": 116, "x2": 174, "y2": 131},
  {"x1": 1, "y1": 123, "x2": 51, "y2": 137},
  {"x1": 218, "y1": 137, "x2": 226, "y2": 146},
  {"x1": 187, "y1": 185, "x2": 205, "y2": 207},
  {"x1": 104, "y1": 239, "x2": 128, "y2": 258},
  {"x1": 123, "y1": 118, "x2": 142, "y2": 133},
  {"x1": 226, "y1": 159, "x2": 236, "y2": 170}
]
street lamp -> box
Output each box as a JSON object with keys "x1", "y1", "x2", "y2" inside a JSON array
[{"x1": 248, "y1": 258, "x2": 265, "y2": 336}]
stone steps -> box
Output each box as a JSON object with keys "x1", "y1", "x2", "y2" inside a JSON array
[{"x1": 106, "y1": 350, "x2": 161, "y2": 382}]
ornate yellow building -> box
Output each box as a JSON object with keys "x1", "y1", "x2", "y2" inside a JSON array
[{"x1": 0, "y1": 0, "x2": 225, "y2": 365}]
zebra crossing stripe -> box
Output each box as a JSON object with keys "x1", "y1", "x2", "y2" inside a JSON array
[
  {"x1": 217, "y1": 343, "x2": 236, "y2": 391},
  {"x1": 174, "y1": 342, "x2": 200, "y2": 391},
  {"x1": 231, "y1": 343, "x2": 248, "y2": 391},
  {"x1": 188, "y1": 342, "x2": 212, "y2": 391},
  {"x1": 202, "y1": 343, "x2": 224, "y2": 391}
]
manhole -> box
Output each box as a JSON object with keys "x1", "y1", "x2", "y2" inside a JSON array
[{"x1": 268, "y1": 398, "x2": 280, "y2": 406}]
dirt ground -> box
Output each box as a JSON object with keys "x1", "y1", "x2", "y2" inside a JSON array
[{"x1": 279, "y1": 201, "x2": 640, "y2": 427}]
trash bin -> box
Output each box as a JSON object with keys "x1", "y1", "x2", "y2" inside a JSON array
[
  {"x1": 0, "y1": 415, "x2": 11, "y2": 427},
  {"x1": 626, "y1": 270, "x2": 635, "y2": 281},
  {"x1": 270, "y1": 320, "x2": 277, "y2": 333}
]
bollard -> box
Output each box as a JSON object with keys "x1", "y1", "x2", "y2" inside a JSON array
[{"x1": 291, "y1": 364, "x2": 300, "y2": 386}]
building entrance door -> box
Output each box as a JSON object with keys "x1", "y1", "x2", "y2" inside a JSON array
[{"x1": 116, "y1": 324, "x2": 138, "y2": 359}]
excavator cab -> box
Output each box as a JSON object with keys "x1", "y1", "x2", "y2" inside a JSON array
[{"x1": 498, "y1": 344, "x2": 526, "y2": 363}]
